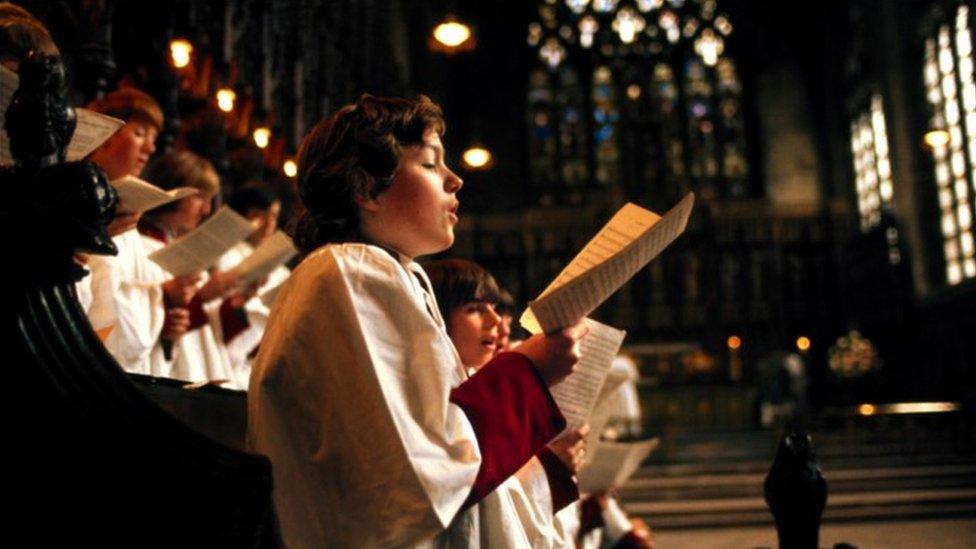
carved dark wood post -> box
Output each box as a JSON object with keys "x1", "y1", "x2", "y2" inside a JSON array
[
  {"x1": 764, "y1": 432, "x2": 828, "y2": 549},
  {"x1": 2, "y1": 53, "x2": 273, "y2": 545},
  {"x1": 72, "y1": 0, "x2": 117, "y2": 102}
]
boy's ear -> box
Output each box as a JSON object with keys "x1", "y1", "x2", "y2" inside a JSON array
[{"x1": 354, "y1": 190, "x2": 381, "y2": 212}]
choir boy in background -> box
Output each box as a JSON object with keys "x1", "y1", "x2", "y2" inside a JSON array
[
  {"x1": 216, "y1": 185, "x2": 291, "y2": 383},
  {"x1": 248, "y1": 94, "x2": 588, "y2": 547},
  {"x1": 426, "y1": 258, "x2": 588, "y2": 547},
  {"x1": 136, "y1": 150, "x2": 256, "y2": 389},
  {"x1": 82, "y1": 88, "x2": 172, "y2": 337}
]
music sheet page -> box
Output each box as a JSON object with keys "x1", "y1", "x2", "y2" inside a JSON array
[
  {"x1": 2, "y1": 66, "x2": 123, "y2": 166},
  {"x1": 520, "y1": 193, "x2": 695, "y2": 334},
  {"x1": 111, "y1": 175, "x2": 198, "y2": 213},
  {"x1": 148, "y1": 206, "x2": 254, "y2": 276},
  {"x1": 65, "y1": 108, "x2": 125, "y2": 161},
  {"x1": 577, "y1": 438, "x2": 660, "y2": 494},
  {"x1": 229, "y1": 231, "x2": 298, "y2": 284},
  {"x1": 548, "y1": 318, "x2": 626, "y2": 433}
]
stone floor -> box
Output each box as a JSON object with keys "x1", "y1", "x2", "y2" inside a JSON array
[{"x1": 652, "y1": 517, "x2": 976, "y2": 548}]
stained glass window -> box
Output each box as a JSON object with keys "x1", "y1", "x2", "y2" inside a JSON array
[
  {"x1": 923, "y1": 4, "x2": 975, "y2": 285},
  {"x1": 528, "y1": 68, "x2": 558, "y2": 185},
  {"x1": 592, "y1": 65, "x2": 620, "y2": 185},
  {"x1": 525, "y1": 0, "x2": 749, "y2": 200},
  {"x1": 850, "y1": 94, "x2": 894, "y2": 232}
]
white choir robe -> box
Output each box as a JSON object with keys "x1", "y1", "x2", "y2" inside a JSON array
[
  {"x1": 89, "y1": 230, "x2": 170, "y2": 376},
  {"x1": 214, "y1": 241, "x2": 291, "y2": 385},
  {"x1": 248, "y1": 243, "x2": 567, "y2": 547},
  {"x1": 167, "y1": 269, "x2": 252, "y2": 391},
  {"x1": 480, "y1": 457, "x2": 576, "y2": 548},
  {"x1": 75, "y1": 276, "x2": 93, "y2": 315}
]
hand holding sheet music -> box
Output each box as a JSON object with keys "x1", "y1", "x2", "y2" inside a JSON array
[
  {"x1": 521, "y1": 193, "x2": 695, "y2": 334},
  {"x1": 148, "y1": 206, "x2": 254, "y2": 277},
  {"x1": 547, "y1": 319, "x2": 626, "y2": 433}
]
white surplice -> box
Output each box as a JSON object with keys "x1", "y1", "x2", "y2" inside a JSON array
[
  {"x1": 249, "y1": 243, "x2": 566, "y2": 548},
  {"x1": 90, "y1": 230, "x2": 170, "y2": 375},
  {"x1": 214, "y1": 241, "x2": 291, "y2": 385},
  {"x1": 249, "y1": 243, "x2": 481, "y2": 547},
  {"x1": 481, "y1": 458, "x2": 574, "y2": 548}
]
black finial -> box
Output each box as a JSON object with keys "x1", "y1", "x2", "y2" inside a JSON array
[{"x1": 764, "y1": 431, "x2": 828, "y2": 549}]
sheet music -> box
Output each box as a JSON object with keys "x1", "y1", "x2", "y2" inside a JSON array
[
  {"x1": 229, "y1": 231, "x2": 298, "y2": 285},
  {"x1": 577, "y1": 438, "x2": 660, "y2": 494},
  {"x1": 111, "y1": 175, "x2": 198, "y2": 213},
  {"x1": 547, "y1": 319, "x2": 626, "y2": 433},
  {"x1": 581, "y1": 372, "x2": 628, "y2": 463},
  {"x1": 2, "y1": 64, "x2": 124, "y2": 165},
  {"x1": 148, "y1": 206, "x2": 254, "y2": 276},
  {"x1": 66, "y1": 108, "x2": 124, "y2": 161},
  {"x1": 520, "y1": 193, "x2": 695, "y2": 334},
  {"x1": 0, "y1": 64, "x2": 19, "y2": 165}
]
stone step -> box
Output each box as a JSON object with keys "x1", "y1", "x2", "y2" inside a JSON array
[
  {"x1": 636, "y1": 452, "x2": 976, "y2": 478},
  {"x1": 627, "y1": 487, "x2": 976, "y2": 530},
  {"x1": 621, "y1": 463, "x2": 976, "y2": 501}
]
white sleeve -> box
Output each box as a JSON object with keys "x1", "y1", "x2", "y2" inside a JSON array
[
  {"x1": 103, "y1": 234, "x2": 168, "y2": 375},
  {"x1": 600, "y1": 497, "x2": 632, "y2": 546}
]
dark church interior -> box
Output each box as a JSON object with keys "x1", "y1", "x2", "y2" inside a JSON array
[{"x1": 4, "y1": 0, "x2": 975, "y2": 546}]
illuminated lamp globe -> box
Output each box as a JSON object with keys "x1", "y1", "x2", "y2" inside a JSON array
[
  {"x1": 283, "y1": 159, "x2": 298, "y2": 178},
  {"x1": 434, "y1": 19, "x2": 472, "y2": 48},
  {"x1": 727, "y1": 335, "x2": 741, "y2": 350},
  {"x1": 253, "y1": 127, "x2": 271, "y2": 149},
  {"x1": 462, "y1": 146, "x2": 492, "y2": 169},
  {"x1": 796, "y1": 336, "x2": 811, "y2": 352},
  {"x1": 216, "y1": 88, "x2": 236, "y2": 112},
  {"x1": 169, "y1": 39, "x2": 193, "y2": 68}
]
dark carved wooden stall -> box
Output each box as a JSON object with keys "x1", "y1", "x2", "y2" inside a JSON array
[{"x1": 2, "y1": 53, "x2": 273, "y2": 545}]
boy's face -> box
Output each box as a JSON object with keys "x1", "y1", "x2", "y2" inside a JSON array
[
  {"x1": 167, "y1": 193, "x2": 213, "y2": 236},
  {"x1": 448, "y1": 301, "x2": 501, "y2": 370},
  {"x1": 360, "y1": 129, "x2": 463, "y2": 260},
  {"x1": 91, "y1": 120, "x2": 158, "y2": 180},
  {"x1": 246, "y1": 201, "x2": 281, "y2": 245}
]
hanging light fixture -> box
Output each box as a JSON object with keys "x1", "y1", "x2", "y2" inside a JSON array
[
  {"x1": 253, "y1": 127, "x2": 272, "y2": 149},
  {"x1": 283, "y1": 159, "x2": 298, "y2": 178},
  {"x1": 431, "y1": 15, "x2": 476, "y2": 52},
  {"x1": 462, "y1": 146, "x2": 493, "y2": 169},
  {"x1": 216, "y1": 88, "x2": 236, "y2": 112},
  {"x1": 169, "y1": 38, "x2": 193, "y2": 69}
]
